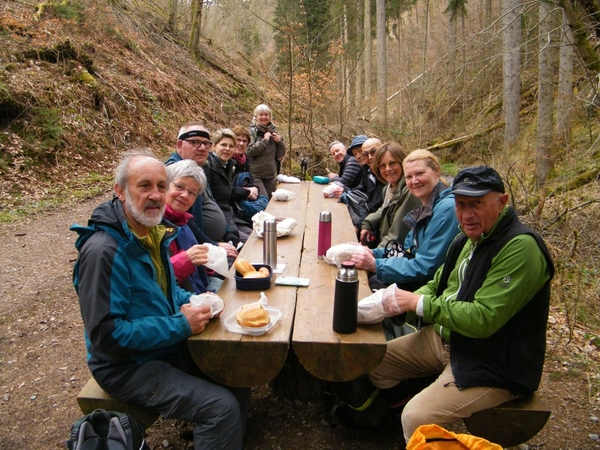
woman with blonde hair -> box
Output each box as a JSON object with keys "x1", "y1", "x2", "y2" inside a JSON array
[
  {"x1": 247, "y1": 104, "x2": 286, "y2": 198},
  {"x1": 352, "y1": 149, "x2": 459, "y2": 295}
]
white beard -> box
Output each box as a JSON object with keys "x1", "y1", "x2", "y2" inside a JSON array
[{"x1": 124, "y1": 189, "x2": 165, "y2": 227}]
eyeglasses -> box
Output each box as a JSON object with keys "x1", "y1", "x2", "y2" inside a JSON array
[
  {"x1": 184, "y1": 139, "x2": 212, "y2": 149},
  {"x1": 378, "y1": 161, "x2": 400, "y2": 171},
  {"x1": 171, "y1": 182, "x2": 199, "y2": 199},
  {"x1": 362, "y1": 148, "x2": 377, "y2": 157}
]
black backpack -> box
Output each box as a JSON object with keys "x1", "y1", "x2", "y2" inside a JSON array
[
  {"x1": 329, "y1": 375, "x2": 390, "y2": 428},
  {"x1": 66, "y1": 409, "x2": 149, "y2": 450}
]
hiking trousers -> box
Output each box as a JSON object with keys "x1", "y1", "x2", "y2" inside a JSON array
[
  {"x1": 109, "y1": 351, "x2": 250, "y2": 450},
  {"x1": 369, "y1": 325, "x2": 518, "y2": 443}
]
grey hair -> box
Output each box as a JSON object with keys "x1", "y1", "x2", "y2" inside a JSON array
[
  {"x1": 211, "y1": 128, "x2": 237, "y2": 146},
  {"x1": 328, "y1": 140, "x2": 345, "y2": 151},
  {"x1": 114, "y1": 148, "x2": 165, "y2": 189},
  {"x1": 165, "y1": 159, "x2": 207, "y2": 193},
  {"x1": 253, "y1": 104, "x2": 272, "y2": 118}
]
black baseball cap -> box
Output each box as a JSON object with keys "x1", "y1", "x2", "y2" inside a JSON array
[{"x1": 451, "y1": 166, "x2": 505, "y2": 196}]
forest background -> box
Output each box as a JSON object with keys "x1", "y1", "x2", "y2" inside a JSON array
[{"x1": 0, "y1": 0, "x2": 599, "y2": 448}]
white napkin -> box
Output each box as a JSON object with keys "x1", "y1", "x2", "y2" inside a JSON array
[
  {"x1": 189, "y1": 293, "x2": 225, "y2": 318},
  {"x1": 204, "y1": 244, "x2": 229, "y2": 277}
]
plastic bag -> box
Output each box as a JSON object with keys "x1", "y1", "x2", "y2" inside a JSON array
[
  {"x1": 357, "y1": 284, "x2": 399, "y2": 324},
  {"x1": 276, "y1": 174, "x2": 300, "y2": 183},
  {"x1": 323, "y1": 243, "x2": 362, "y2": 267},
  {"x1": 189, "y1": 292, "x2": 224, "y2": 318},
  {"x1": 272, "y1": 188, "x2": 295, "y2": 201},
  {"x1": 252, "y1": 211, "x2": 298, "y2": 237},
  {"x1": 322, "y1": 181, "x2": 344, "y2": 198},
  {"x1": 204, "y1": 244, "x2": 229, "y2": 277}
]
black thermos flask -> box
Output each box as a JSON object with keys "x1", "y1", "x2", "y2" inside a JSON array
[{"x1": 332, "y1": 261, "x2": 359, "y2": 334}]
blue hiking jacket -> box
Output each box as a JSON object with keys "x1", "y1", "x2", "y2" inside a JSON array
[
  {"x1": 372, "y1": 185, "x2": 460, "y2": 287},
  {"x1": 71, "y1": 198, "x2": 192, "y2": 390}
]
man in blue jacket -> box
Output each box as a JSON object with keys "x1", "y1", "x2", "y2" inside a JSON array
[{"x1": 71, "y1": 149, "x2": 248, "y2": 449}]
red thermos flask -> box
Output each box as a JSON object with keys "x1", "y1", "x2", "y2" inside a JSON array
[{"x1": 317, "y1": 211, "x2": 332, "y2": 257}]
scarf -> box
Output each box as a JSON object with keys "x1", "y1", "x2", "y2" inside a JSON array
[
  {"x1": 163, "y1": 204, "x2": 193, "y2": 226},
  {"x1": 232, "y1": 152, "x2": 247, "y2": 166},
  {"x1": 403, "y1": 181, "x2": 444, "y2": 233},
  {"x1": 255, "y1": 122, "x2": 277, "y2": 135}
]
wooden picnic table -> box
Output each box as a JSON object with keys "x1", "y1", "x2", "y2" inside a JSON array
[{"x1": 187, "y1": 181, "x2": 386, "y2": 388}]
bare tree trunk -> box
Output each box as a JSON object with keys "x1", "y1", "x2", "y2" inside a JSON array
[
  {"x1": 168, "y1": 0, "x2": 178, "y2": 33},
  {"x1": 364, "y1": 0, "x2": 372, "y2": 111},
  {"x1": 485, "y1": 0, "x2": 493, "y2": 26},
  {"x1": 448, "y1": 17, "x2": 457, "y2": 80},
  {"x1": 376, "y1": 0, "x2": 387, "y2": 127},
  {"x1": 355, "y1": 0, "x2": 363, "y2": 113},
  {"x1": 189, "y1": 0, "x2": 203, "y2": 58},
  {"x1": 558, "y1": 0, "x2": 600, "y2": 74},
  {"x1": 502, "y1": 0, "x2": 522, "y2": 149},
  {"x1": 342, "y1": 3, "x2": 351, "y2": 116},
  {"x1": 536, "y1": 0, "x2": 554, "y2": 186},
  {"x1": 557, "y1": 7, "x2": 574, "y2": 146}
]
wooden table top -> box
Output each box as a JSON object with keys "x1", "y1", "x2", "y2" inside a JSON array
[{"x1": 187, "y1": 181, "x2": 386, "y2": 387}]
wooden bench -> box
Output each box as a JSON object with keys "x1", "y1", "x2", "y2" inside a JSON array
[
  {"x1": 77, "y1": 378, "x2": 160, "y2": 429},
  {"x1": 463, "y1": 393, "x2": 551, "y2": 448}
]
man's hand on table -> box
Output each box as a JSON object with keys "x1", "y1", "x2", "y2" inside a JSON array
[{"x1": 181, "y1": 303, "x2": 212, "y2": 334}]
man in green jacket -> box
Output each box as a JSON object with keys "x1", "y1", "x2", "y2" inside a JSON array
[{"x1": 369, "y1": 166, "x2": 554, "y2": 443}]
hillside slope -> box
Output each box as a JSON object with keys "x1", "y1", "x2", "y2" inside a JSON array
[{"x1": 0, "y1": 0, "x2": 266, "y2": 216}]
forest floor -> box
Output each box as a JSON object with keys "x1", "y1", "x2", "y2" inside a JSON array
[{"x1": 0, "y1": 193, "x2": 599, "y2": 449}]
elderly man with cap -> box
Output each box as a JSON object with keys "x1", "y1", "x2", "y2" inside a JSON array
[
  {"x1": 342, "y1": 137, "x2": 386, "y2": 229},
  {"x1": 367, "y1": 165, "x2": 555, "y2": 444}
]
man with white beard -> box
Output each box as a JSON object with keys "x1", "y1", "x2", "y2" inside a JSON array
[{"x1": 71, "y1": 149, "x2": 248, "y2": 450}]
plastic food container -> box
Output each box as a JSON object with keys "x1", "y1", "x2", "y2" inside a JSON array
[
  {"x1": 223, "y1": 305, "x2": 282, "y2": 336},
  {"x1": 312, "y1": 175, "x2": 330, "y2": 185},
  {"x1": 234, "y1": 264, "x2": 273, "y2": 290}
]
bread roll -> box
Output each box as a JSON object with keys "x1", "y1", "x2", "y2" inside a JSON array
[
  {"x1": 243, "y1": 271, "x2": 266, "y2": 279},
  {"x1": 236, "y1": 303, "x2": 271, "y2": 328},
  {"x1": 234, "y1": 258, "x2": 256, "y2": 276},
  {"x1": 258, "y1": 267, "x2": 271, "y2": 277}
]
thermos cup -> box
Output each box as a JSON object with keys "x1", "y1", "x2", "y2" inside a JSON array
[{"x1": 332, "y1": 261, "x2": 359, "y2": 334}]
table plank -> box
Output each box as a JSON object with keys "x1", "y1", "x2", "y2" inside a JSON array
[
  {"x1": 187, "y1": 183, "x2": 309, "y2": 387},
  {"x1": 292, "y1": 183, "x2": 387, "y2": 382}
]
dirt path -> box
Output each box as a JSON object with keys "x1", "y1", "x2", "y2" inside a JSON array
[{"x1": 0, "y1": 196, "x2": 598, "y2": 449}]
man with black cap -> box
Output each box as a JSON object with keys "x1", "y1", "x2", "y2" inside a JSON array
[
  {"x1": 367, "y1": 165, "x2": 555, "y2": 444},
  {"x1": 165, "y1": 122, "x2": 238, "y2": 259}
]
